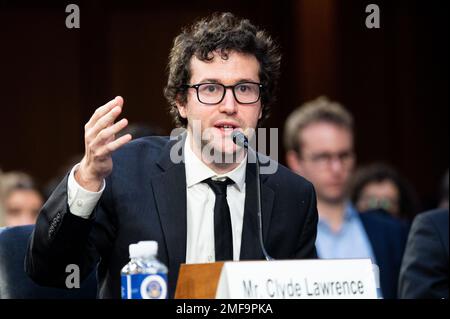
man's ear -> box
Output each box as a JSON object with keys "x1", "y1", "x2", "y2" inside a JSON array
[
  {"x1": 175, "y1": 94, "x2": 187, "y2": 119},
  {"x1": 286, "y1": 150, "x2": 301, "y2": 174}
]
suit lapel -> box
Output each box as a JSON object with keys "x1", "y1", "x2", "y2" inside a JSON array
[
  {"x1": 360, "y1": 213, "x2": 387, "y2": 273},
  {"x1": 240, "y1": 162, "x2": 275, "y2": 260},
  {"x1": 151, "y1": 134, "x2": 187, "y2": 269},
  {"x1": 360, "y1": 214, "x2": 383, "y2": 263}
]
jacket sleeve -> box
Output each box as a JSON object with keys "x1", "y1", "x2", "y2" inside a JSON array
[
  {"x1": 25, "y1": 174, "x2": 115, "y2": 288},
  {"x1": 398, "y1": 212, "x2": 448, "y2": 298}
]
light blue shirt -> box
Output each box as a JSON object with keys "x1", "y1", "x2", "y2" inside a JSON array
[
  {"x1": 315, "y1": 202, "x2": 377, "y2": 263},
  {"x1": 315, "y1": 202, "x2": 382, "y2": 298}
]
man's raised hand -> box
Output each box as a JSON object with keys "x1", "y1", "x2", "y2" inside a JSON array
[{"x1": 75, "y1": 96, "x2": 132, "y2": 191}]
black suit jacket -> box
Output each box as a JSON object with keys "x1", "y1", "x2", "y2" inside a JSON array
[
  {"x1": 398, "y1": 208, "x2": 449, "y2": 299},
  {"x1": 26, "y1": 135, "x2": 318, "y2": 298},
  {"x1": 359, "y1": 210, "x2": 410, "y2": 299}
]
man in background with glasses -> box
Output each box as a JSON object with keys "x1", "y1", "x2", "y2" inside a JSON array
[
  {"x1": 284, "y1": 96, "x2": 409, "y2": 298},
  {"x1": 26, "y1": 12, "x2": 318, "y2": 298}
]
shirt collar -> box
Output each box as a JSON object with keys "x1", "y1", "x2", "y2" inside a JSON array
[
  {"x1": 318, "y1": 201, "x2": 358, "y2": 227},
  {"x1": 344, "y1": 201, "x2": 359, "y2": 220},
  {"x1": 184, "y1": 132, "x2": 247, "y2": 191}
]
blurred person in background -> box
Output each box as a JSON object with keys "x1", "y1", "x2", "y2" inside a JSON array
[
  {"x1": 0, "y1": 171, "x2": 43, "y2": 227},
  {"x1": 284, "y1": 96, "x2": 409, "y2": 298},
  {"x1": 398, "y1": 207, "x2": 448, "y2": 299},
  {"x1": 1, "y1": 170, "x2": 36, "y2": 226},
  {"x1": 349, "y1": 162, "x2": 419, "y2": 222}
]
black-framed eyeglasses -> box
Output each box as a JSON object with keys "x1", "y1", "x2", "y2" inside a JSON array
[{"x1": 182, "y1": 81, "x2": 263, "y2": 105}]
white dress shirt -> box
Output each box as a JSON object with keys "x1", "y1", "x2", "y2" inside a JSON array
[
  {"x1": 184, "y1": 133, "x2": 246, "y2": 263},
  {"x1": 67, "y1": 133, "x2": 247, "y2": 263}
]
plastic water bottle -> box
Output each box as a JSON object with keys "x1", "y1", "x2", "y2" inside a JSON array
[
  {"x1": 138, "y1": 241, "x2": 169, "y2": 299},
  {"x1": 121, "y1": 241, "x2": 168, "y2": 299},
  {"x1": 121, "y1": 243, "x2": 142, "y2": 299}
]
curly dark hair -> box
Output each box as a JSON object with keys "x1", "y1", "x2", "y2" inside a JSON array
[
  {"x1": 164, "y1": 12, "x2": 281, "y2": 127},
  {"x1": 349, "y1": 163, "x2": 420, "y2": 221}
]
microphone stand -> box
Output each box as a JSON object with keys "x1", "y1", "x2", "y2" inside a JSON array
[
  {"x1": 254, "y1": 150, "x2": 274, "y2": 261},
  {"x1": 233, "y1": 131, "x2": 273, "y2": 261}
]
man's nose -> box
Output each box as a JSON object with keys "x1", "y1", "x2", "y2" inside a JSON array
[
  {"x1": 329, "y1": 157, "x2": 344, "y2": 172},
  {"x1": 218, "y1": 88, "x2": 238, "y2": 114}
]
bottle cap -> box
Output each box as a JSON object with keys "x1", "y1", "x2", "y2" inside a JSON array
[
  {"x1": 129, "y1": 243, "x2": 140, "y2": 258},
  {"x1": 137, "y1": 240, "x2": 158, "y2": 256}
]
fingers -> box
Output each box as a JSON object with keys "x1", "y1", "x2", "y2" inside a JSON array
[
  {"x1": 85, "y1": 96, "x2": 124, "y2": 130},
  {"x1": 89, "y1": 133, "x2": 132, "y2": 163},
  {"x1": 87, "y1": 128, "x2": 132, "y2": 163},
  {"x1": 85, "y1": 96, "x2": 126, "y2": 142},
  {"x1": 79, "y1": 96, "x2": 129, "y2": 185},
  {"x1": 84, "y1": 96, "x2": 132, "y2": 158},
  {"x1": 95, "y1": 118, "x2": 129, "y2": 146},
  {"x1": 103, "y1": 134, "x2": 132, "y2": 154},
  {"x1": 90, "y1": 105, "x2": 123, "y2": 137}
]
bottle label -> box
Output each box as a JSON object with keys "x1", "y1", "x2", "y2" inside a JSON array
[{"x1": 121, "y1": 273, "x2": 168, "y2": 299}]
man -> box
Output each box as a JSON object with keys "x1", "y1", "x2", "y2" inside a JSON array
[
  {"x1": 398, "y1": 208, "x2": 449, "y2": 299},
  {"x1": 0, "y1": 171, "x2": 43, "y2": 227},
  {"x1": 3, "y1": 184, "x2": 43, "y2": 227},
  {"x1": 284, "y1": 96, "x2": 408, "y2": 298},
  {"x1": 26, "y1": 13, "x2": 318, "y2": 298}
]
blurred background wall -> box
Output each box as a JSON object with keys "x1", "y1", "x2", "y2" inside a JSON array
[{"x1": 0, "y1": 0, "x2": 448, "y2": 209}]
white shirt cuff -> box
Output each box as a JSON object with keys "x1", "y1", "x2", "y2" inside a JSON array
[{"x1": 67, "y1": 163, "x2": 105, "y2": 219}]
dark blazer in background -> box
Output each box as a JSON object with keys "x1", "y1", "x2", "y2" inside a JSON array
[
  {"x1": 398, "y1": 208, "x2": 449, "y2": 299},
  {"x1": 0, "y1": 225, "x2": 97, "y2": 299},
  {"x1": 25, "y1": 135, "x2": 318, "y2": 298},
  {"x1": 360, "y1": 210, "x2": 410, "y2": 299}
]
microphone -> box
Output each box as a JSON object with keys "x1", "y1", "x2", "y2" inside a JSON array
[
  {"x1": 232, "y1": 131, "x2": 248, "y2": 148},
  {"x1": 231, "y1": 131, "x2": 273, "y2": 261}
]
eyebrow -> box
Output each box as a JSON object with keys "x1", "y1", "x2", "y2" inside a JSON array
[{"x1": 196, "y1": 78, "x2": 258, "y2": 84}]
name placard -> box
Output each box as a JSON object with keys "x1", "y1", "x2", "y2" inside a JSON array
[{"x1": 215, "y1": 259, "x2": 377, "y2": 299}]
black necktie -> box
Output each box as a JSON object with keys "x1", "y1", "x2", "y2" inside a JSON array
[{"x1": 203, "y1": 178, "x2": 234, "y2": 261}]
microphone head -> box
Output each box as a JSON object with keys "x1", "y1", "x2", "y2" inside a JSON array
[{"x1": 232, "y1": 131, "x2": 248, "y2": 148}]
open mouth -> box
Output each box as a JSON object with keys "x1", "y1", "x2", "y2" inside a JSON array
[{"x1": 214, "y1": 124, "x2": 237, "y2": 132}]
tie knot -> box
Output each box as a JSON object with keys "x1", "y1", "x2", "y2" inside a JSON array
[{"x1": 203, "y1": 178, "x2": 234, "y2": 195}]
